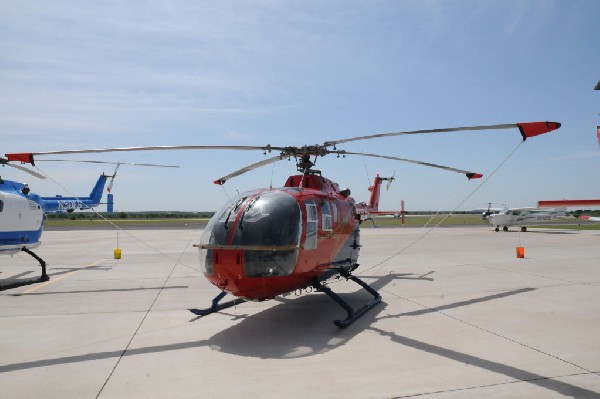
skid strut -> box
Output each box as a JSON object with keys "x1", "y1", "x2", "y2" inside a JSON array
[
  {"x1": 189, "y1": 291, "x2": 246, "y2": 316},
  {"x1": 21, "y1": 248, "x2": 50, "y2": 282},
  {"x1": 0, "y1": 248, "x2": 49, "y2": 291},
  {"x1": 312, "y1": 269, "x2": 382, "y2": 328}
]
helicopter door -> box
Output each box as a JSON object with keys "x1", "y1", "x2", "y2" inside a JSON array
[{"x1": 305, "y1": 200, "x2": 318, "y2": 250}]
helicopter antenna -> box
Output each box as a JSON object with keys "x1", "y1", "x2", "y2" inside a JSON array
[
  {"x1": 219, "y1": 184, "x2": 230, "y2": 200},
  {"x1": 269, "y1": 162, "x2": 275, "y2": 190},
  {"x1": 362, "y1": 155, "x2": 371, "y2": 186}
]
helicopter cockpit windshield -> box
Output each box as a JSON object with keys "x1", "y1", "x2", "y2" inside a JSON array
[{"x1": 199, "y1": 190, "x2": 301, "y2": 278}]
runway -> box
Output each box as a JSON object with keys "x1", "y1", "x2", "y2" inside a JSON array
[{"x1": 1, "y1": 226, "x2": 599, "y2": 398}]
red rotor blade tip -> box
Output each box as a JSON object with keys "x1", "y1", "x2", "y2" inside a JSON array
[
  {"x1": 466, "y1": 173, "x2": 483, "y2": 180},
  {"x1": 6, "y1": 153, "x2": 35, "y2": 164},
  {"x1": 517, "y1": 121, "x2": 561, "y2": 141}
]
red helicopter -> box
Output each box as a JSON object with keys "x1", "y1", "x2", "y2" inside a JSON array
[
  {"x1": 355, "y1": 172, "x2": 404, "y2": 222},
  {"x1": 4, "y1": 121, "x2": 561, "y2": 327}
]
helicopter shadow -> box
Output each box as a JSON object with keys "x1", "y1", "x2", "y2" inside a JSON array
[
  {"x1": 203, "y1": 272, "x2": 431, "y2": 359},
  {"x1": 0, "y1": 275, "x2": 47, "y2": 291},
  {"x1": 0, "y1": 264, "x2": 114, "y2": 292}
]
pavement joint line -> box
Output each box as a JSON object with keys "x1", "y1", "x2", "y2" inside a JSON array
[
  {"x1": 19, "y1": 259, "x2": 108, "y2": 295},
  {"x1": 95, "y1": 236, "x2": 194, "y2": 399},
  {"x1": 383, "y1": 289, "x2": 596, "y2": 375},
  {"x1": 389, "y1": 371, "x2": 599, "y2": 398}
]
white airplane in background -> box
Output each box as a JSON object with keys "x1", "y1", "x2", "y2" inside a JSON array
[
  {"x1": 579, "y1": 215, "x2": 600, "y2": 222},
  {"x1": 537, "y1": 199, "x2": 600, "y2": 224},
  {"x1": 488, "y1": 207, "x2": 569, "y2": 232}
]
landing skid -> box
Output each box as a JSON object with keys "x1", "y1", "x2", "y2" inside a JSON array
[
  {"x1": 189, "y1": 291, "x2": 246, "y2": 316},
  {"x1": 312, "y1": 269, "x2": 381, "y2": 328},
  {"x1": 188, "y1": 269, "x2": 381, "y2": 328},
  {"x1": 0, "y1": 247, "x2": 49, "y2": 291}
]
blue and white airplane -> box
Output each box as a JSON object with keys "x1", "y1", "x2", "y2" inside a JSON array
[{"x1": 0, "y1": 173, "x2": 110, "y2": 286}]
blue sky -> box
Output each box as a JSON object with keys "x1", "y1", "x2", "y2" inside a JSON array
[{"x1": 1, "y1": 1, "x2": 599, "y2": 212}]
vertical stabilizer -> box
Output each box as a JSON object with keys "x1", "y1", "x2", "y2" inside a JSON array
[
  {"x1": 367, "y1": 174, "x2": 383, "y2": 211},
  {"x1": 89, "y1": 174, "x2": 108, "y2": 205}
]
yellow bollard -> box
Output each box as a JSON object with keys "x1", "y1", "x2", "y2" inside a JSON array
[
  {"x1": 114, "y1": 248, "x2": 122, "y2": 259},
  {"x1": 516, "y1": 246, "x2": 525, "y2": 258}
]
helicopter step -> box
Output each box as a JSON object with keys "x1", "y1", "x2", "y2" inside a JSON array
[
  {"x1": 189, "y1": 290, "x2": 246, "y2": 317},
  {"x1": 312, "y1": 268, "x2": 382, "y2": 329}
]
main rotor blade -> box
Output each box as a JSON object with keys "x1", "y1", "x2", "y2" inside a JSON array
[
  {"x1": 336, "y1": 151, "x2": 482, "y2": 179},
  {"x1": 7, "y1": 164, "x2": 47, "y2": 179},
  {"x1": 4, "y1": 121, "x2": 560, "y2": 168},
  {"x1": 323, "y1": 121, "x2": 561, "y2": 147},
  {"x1": 36, "y1": 159, "x2": 180, "y2": 168},
  {"x1": 6, "y1": 145, "x2": 286, "y2": 165},
  {"x1": 214, "y1": 155, "x2": 283, "y2": 185}
]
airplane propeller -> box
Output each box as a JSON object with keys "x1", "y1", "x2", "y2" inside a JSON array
[{"x1": 4, "y1": 121, "x2": 561, "y2": 184}]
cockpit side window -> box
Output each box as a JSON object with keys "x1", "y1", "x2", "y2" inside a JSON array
[
  {"x1": 0, "y1": 200, "x2": 3, "y2": 212},
  {"x1": 322, "y1": 200, "x2": 332, "y2": 231},
  {"x1": 331, "y1": 201, "x2": 338, "y2": 223},
  {"x1": 305, "y1": 200, "x2": 318, "y2": 250}
]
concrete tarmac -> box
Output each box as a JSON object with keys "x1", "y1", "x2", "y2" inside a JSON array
[{"x1": 1, "y1": 226, "x2": 599, "y2": 398}]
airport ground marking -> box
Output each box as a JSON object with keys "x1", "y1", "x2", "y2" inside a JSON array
[{"x1": 20, "y1": 259, "x2": 108, "y2": 294}]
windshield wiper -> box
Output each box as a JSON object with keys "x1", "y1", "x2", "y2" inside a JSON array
[
  {"x1": 224, "y1": 197, "x2": 247, "y2": 230},
  {"x1": 239, "y1": 195, "x2": 260, "y2": 230}
]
